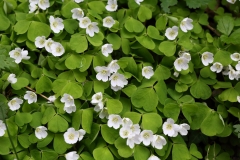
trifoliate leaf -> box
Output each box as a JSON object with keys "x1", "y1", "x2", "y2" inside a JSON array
[{"x1": 217, "y1": 16, "x2": 234, "y2": 36}]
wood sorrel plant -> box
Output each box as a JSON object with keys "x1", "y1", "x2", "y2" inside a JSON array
[{"x1": 1, "y1": 0, "x2": 240, "y2": 160}]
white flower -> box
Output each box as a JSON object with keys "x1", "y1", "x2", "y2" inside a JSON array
[
  {"x1": 237, "y1": 96, "x2": 240, "y2": 103},
  {"x1": 119, "y1": 126, "x2": 133, "y2": 139},
  {"x1": 71, "y1": 8, "x2": 84, "y2": 20},
  {"x1": 151, "y1": 135, "x2": 167, "y2": 150},
  {"x1": 86, "y1": 22, "x2": 99, "y2": 37},
  {"x1": 0, "y1": 120, "x2": 6, "y2": 137},
  {"x1": 108, "y1": 60, "x2": 120, "y2": 73},
  {"x1": 148, "y1": 155, "x2": 160, "y2": 160},
  {"x1": 29, "y1": 3, "x2": 38, "y2": 13},
  {"x1": 179, "y1": 52, "x2": 191, "y2": 62},
  {"x1": 103, "y1": 16, "x2": 115, "y2": 28},
  {"x1": 8, "y1": 98, "x2": 23, "y2": 111},
  {"x1": 94, "y1": 66, "x2": 111, "y2": 82},
  {"x1": 49, "y1": 16, "x2": 64, "y2": 33},
  {"x1": 162, "y1": 118, "x2": 179, "y2": 137},
  {"x1": 236, "y1": 61, "x2": 240, "y2": 71},
  {"x1": 61, "y1": 93, "x2": 75, "y2": 107},
  {"x1": 174, "y1": 57, "x2": 189, "y2": 71},
  {"x1": 107, "y1": 114, "x2": 122, "y2": 129},
  {"x1": 44, "y1": 38, "x2": 54, "y2": 53},
  {"x1": 91, "y1": 92, "x2": 103, "y2": 105},
  {"x1": 126, "y1": 135, "x2": 141, "y2": 149},
  {"x1": 222, "y1": 66, "x2": 230, "y2": 75},
  {"x1": 79, "y1": 17, "x2": 91, "y2": 28},
  {"x1": 165, "y1": 26, "x2": 178, "y2": 40},
  {"x1": 227, "y1": 0, "x2": 236, "y2": 4},
  {"x1": 38, "y1": 0, "x2": 50, "y2": 10},
  {"x1": 64, "y1": 128, "x2": 79, "y2": 144},
  {"x1": 50, "y1": 42, "x2": 65, "y2": 57},
  {"x1": 111, "y1": 85, "x2": 123, "y2": 92},
  {"x1": 106, "y1": 0, "x2": 118, "y2": 12},
  {"x1": 94, "y1": 102, "x2": 104, "y2": 112},
  {"x1": 180, "y1": 18, "x2": 193, "y2": 32},
  {"x1": 139, "y1": 130, "x2": 153, "y2": 146},
  {"x1": 228, "y1": 67, "x2": 237, "y2": 80},
  {"x1": 48, "y1": 95, "x2": 56, "y2": 103},
  {"x1": 178, "y1": 123, "x2": 190, "y2": 136},
  {"x1": 142, "y1": 66, "x2": 154, "y2": 79},
  {"x1": 101, "y1": 44, "x2": 113, "y2": 57},
  {"x1": 24, "y1": 91, "x2": 37, "y2": 104},
  {"x1": 210, "y1": 62, "x2": 223, "y2": 73},
  {"x1": 29, "y1": 0, "x2": 38, "y2": 5},
  {"x1": 122, "y1": 118, "x2": 133, "y2": 127},
  {"x1": 35, "y1": 126, "x2": 48, "y2": 139},
  {"x1": 235, "y1": 71, "x2": 240, "y2": 80},
  {"x1": 64, "y1": 105, "x2": 76, "y2": 114},
  {"x1": 173, "y1": 71, "x2": 179, "y2": 77},
  {"x1": 109, "y1": 73, "x2": 128, "y2": 88},
  {"x1": 9, "y1": 48, "x2": 30, "y2": 64},
  {"x1": 75, "y1": 0, "x2": 84, "y2": 3},
  {"x1": 99, "y1": 107, "x2": 109, "y2": 119},
  {"x1": 230, "y1": 53, "x2": 240, "y2": 61},
  {"x1": 130, "y1": 124, "x2": 141, "y2": 136},
  {"x1": 135, "y1": 0, "x2": 144, "y2": 5},
  {"x1": 7, "y1": 73, "x2": 17, "y2": 84},
  {"x1": 78, "y1": 129, "x2": 86, "y2": 141},
  {"x1": 35, "y1": 36, "x2": 46, "y2": 48},
  {"x1": 201, "y1": 52, "x2": 214, "y2": 66},
  {"x1": 65, "y1": 151, "x2": 79, "y2": 160}
]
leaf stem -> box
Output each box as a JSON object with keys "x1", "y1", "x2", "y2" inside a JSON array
[{"x1": 206, "y1": 25, "x2": 221, "y2": 37}]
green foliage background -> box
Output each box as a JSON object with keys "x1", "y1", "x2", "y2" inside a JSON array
[{"x1": 1, "y1": 0, "x2": 240, "y2": 159}]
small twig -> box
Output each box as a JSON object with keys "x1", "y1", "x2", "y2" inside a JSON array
[
  {"x1": 206, "y1": 25, "x2": 221, "y2": 37},
  {"x1": 25, "y1": 86, "x2": 49, "y2": 101}
]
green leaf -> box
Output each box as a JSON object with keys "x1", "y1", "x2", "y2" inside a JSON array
[
  {"x1": 160, "y1": 0, "x2": 178, "y2": 13},
  {"x1": 190, "y1": 79, "x2": 211, "y2": 100},
  {"x1": 147, "y1": 26, "x2": 164, "y2": 40},
  {"x1": 53, "y1": 134, "x2": 71, "y2": 154},
  {"x1": 123, "y1": 112, "x2": 141, "y2": 124},
  {"x1": 61, "y1": 82, "x2": 83, "y2": 98},
  {"x1": 107, "y1": 33, "x2": 121, "y2": 50},
  {"x1": 29, "y1": 112, "x2": 42, "y2": 128},
  {"x1": 137, "y1": 5, "x2": 152, "y2": 22},
  {"x1": 163, "y1": 103, "x2": 180, "y2": 121},
  {"x1": 172, "y1": 144, "x2": 191, "y2": 160},
  {"x1": 11, "y1": 77, "x2": 29, "y2": 90},
  {"x1": 72, "y1": 110, "x2": 82, "y2": 130},
  {"x1": 217, "y1": 16, "x2": 234, "y2": 36},
  {"x1": 154, "y1": 80, "x2": 167, "y2": 105},
  {"x1": 41, "y1": 107, "x2": 56, "y2": 124},
  {"x1": 65, "y1": 54, "x2": 82, "y2": 70},
  {"x1": 185, "y1": 0, "x2": 212, "y2": 9},
  {"x1": 0, "y1": 12, "x2": 10, "y2": 31},
  {"x1": 228, "y1": 107, "x2": 240, "y2": 118},
  {"x1": 213, "y1": 81, "x2": 232, "y2": 89},
  {"x1": 0, "y1": 137, "x2": 10, "y2": 155},
  {"x1": 101, "y1": 124, "x2": 119, "y2": 144},
  {"x1": 48, "y1": 115, "x2": 69, "y2": 133},
  {"x1": 27, "y1": 21, "x2": 51, "y2": 42},
  {"x1": 218, "y1": 88, "x2": 239, "y2": 102},
  {"x1": 70, "y1": 34, "x2": 88, "y2": 53},
  {"x1": 142, "y1": 113, "x2": 162, "y2": 133},
  {"x1": 133, "y1": 146, "x2": 150, "y2": 160},
  {"x1": 14, "y1": 20, "x2": 31, "y2": 34},
  {"x1": 125, "y1": 17, "x2": 145, "y2": 33},
  {"x1": 156, "y1": 15, "x2": 168, "y2": 30},
  {"x1": 82, "y1": 109, "x2": 93, "y2": 134},
  {"x1": 136, "y1": 35, "x2": 155, "y2": 50},
  {"x1": 88, "y1": 1, "x2": 105, "y2": 14},
  {"x1": 200, "y1": 111, "x2": 225, "y2": 136},
  {"x1": 214, "y1": 50, "x2": 232, "y2": 66},
  {"x1": 114, "y1": 137, "x2": 133, "y2": 158},
  {"x1": 93, "y1": 147, "x2": 114, "y2": 160},
  {"x1": 190, "y1": 143, "x2": 203, "y2": 159},
  {"x1": 15, "y1": 112, "x2": 32, "y2": 127},
  {"x1": 37, "y1": 132, "x2": 54, "y2": 148},
  {"x1": 79, "y1": 55, "x2": 93, "y2": 72},
  {"x1": 18, "y1": 133, "x2": 31, "y2": 148},
  {"x1": 63, "y1": 19, "x2": 79, "y2": 34},
  {"x1": 42, "y1": 150, "x2": 58, "y2": 160},
  {"x1": 36, "y1": 76, "x2": 52, "y2": 94},
  {"x1": 87, "y1": 32, "x2": 104, "y2": 46},
  {"x1": 107, "y1": 99, "x2": 123, "y2": 114},
  {"x1": 61, "y1": 1, "x2": 79, "y2": 18},
  {"x1": 153, "y1": 65, "x2": 171, "y2": 80},
  {"x1": 159, "y1": 41, "x2": 176, "y2": 56},
  {"x1": 131, "y1": 88, "x2": 158, "y2": 111}
]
